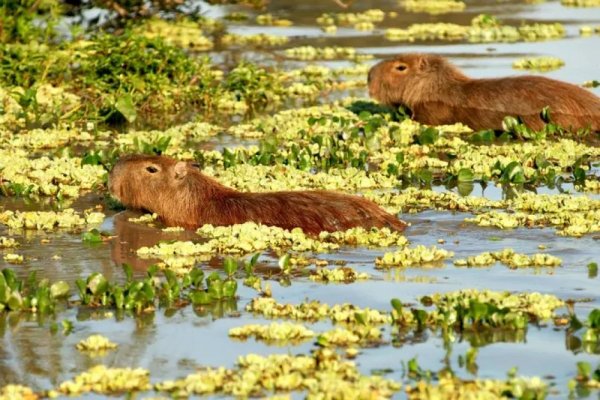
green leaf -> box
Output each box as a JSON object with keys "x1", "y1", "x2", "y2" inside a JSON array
[
  {"x1": 223, "y1": 280, "x2": 238, "y2": 298},
  {"x1": 457, "y1": 182, "x2": 474, "y2": 197},
  {"x1": 115, "y1": 93, "x2": 137, "y2": 123},
  {"x1": 189, "y1": 290, "x2": 212, "y2": 305},
  {"x1": 417, "y1": 127, "x2": 439, "y2": 145},
  {"x1": 588, "y1": 309, "x2": 600, "y2": 329},
  {"x1": 279, "y1": 253, "x2": 292, "y2": 274},
  {"x1": 502, "y1": 161, "x2": 525, "y2": 184},
  {"x1": 577, "y1": 361, "x2": 592, "y2": 379},
  {"x1": 354, "y1": 311, "x2": 367, "y2": 326},
  {"x1": 502, "y1": 116, "x2": 520, "y2": 132},
  {"x1": 588, "y1": 262, "x2": 598, "y2": 279},
  {"x1": 391, "y1": 298, "x2": 403, "y2": 313},
  {"x1": 223, "y1": 257, "x2": 238, "y2": 276},
  {"x1": 457, "y1": 168, "x2": 474, "y2": 182},
  {"x1": 7, "y1": 292, "x2": 23, "y2": 311},
  {"x1": 573, "y1": 167, "x2": 586, "y2": 185},
  {"x1": 82, "y1": 229, "x2": 103, "y2": 244},
  {"x1": 87, "y1": 273, "x2": 108, "y2": 295},
  {"x1": 50, "y1": 281, "x2": 70, "y2": 298}
]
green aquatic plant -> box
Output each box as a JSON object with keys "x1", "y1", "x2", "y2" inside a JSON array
[
  {"x1": 0, "y1": 269, "x2": 69, "y2": 314},
  {"x1": 75, "y1": 264, "x2": 237, "y2": 312}
]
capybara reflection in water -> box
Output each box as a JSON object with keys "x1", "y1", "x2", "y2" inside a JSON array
[
  {"x1": 368, "y1": 53, "x2": 600, "y2": 132},
  {"x1": 108, "y1": 155, "x2": 407, "y2": 235}
]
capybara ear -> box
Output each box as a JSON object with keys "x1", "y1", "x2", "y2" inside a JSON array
[{"x1": 174, "y1": 161, "x2": 188, "y2": 180}]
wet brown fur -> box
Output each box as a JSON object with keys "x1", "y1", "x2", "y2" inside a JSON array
[
  {"x1": 368, "y1": 53, "x2": 600, "y2": 132},
  {"x1": 108, "y1": 154, "x2": 407, "y2": 235}
]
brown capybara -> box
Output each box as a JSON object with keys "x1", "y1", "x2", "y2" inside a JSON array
[
  {"x1": 368, "y1": 53, "x2": 600, "y2": 132},
  {"x1": 108, "y1": 154, "x2": 407, "y2": 235}
]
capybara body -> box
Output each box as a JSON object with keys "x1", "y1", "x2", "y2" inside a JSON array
[
  {"x1": 368, "y1": 53, "x2": 600, "y2": 132},
  {"x1": 108, "y1": 155, "x2": 407, "y2": 235}
]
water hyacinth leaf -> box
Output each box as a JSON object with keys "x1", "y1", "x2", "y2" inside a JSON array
[
  {"x1": 0, "y1": 284, "x2": 7, "y2": 304},
  {"x1": 457, "y1": 181, "x2": 474, "y2": 197},
  {"x1": 573, "y1": 167, "x2": 586, "y2": 185},
  {"x1": 82, "y1": 229, "x2": 103, "y2": 244},
  {"x1": 417, "y1": 127, "x2": 439, "y2": 145},
  {"x1": 223, "y1": 280, "x2": 238, "y2": 298},
  {"x1": 470, "y1": 129, "x2": 495, "y2": 144},
  {"x1": 588, "y1": 262, "x2": 598, "y2": 279},
  {"x1": 115, "y1": 93, "x2": 138, "y2": 123},
  {"x1": 540, "y1": 106, "x2": 552, "y2": 123},
  {"x1": 189, "y1": 269, "x2": 204, "y2": 287},
  {"x1": 7, "y1": 292, "x2": 23, "y2": 311},
  {"x1": 391, "y1": 298, "x2": 403, "y2": 313},
  {"x1": 502, "y1": 161, "x2": 526, "y2": 183},
  {"x1": 415, "y1": 169, "x2": 433, "y2": 185},
  {"x1": 502, "y1": 116, "x2": 520, "y2": 132},
  {"x1": 223, "y1": 257, "x2": 238, "y2": 276},
  {"x1": 208, "y1": 280, "x2": 224, "y2": 300},
  {"x1": 354, "y1": 311, "x2": 367, "y2": 326},
  {"x1": 577, "y1": 361, "x2": 592, "y2": 379},
  {"x1": 87, "y1": 273, "x2": 108, "y2": 295},
  {"x1": 189, "y1": 290, "x2": 212, "y2": 305},
  {"x1": 2, "y1": 269, "x2": 19, "y2": 290},
  {"x1": 279, "y1": 253, "x2": 292, "y2": 274},
  {"x1": 113, "y1": 287, "x2": 124, "y2": 309},
  {"x1": 588, "y1": 309, "x2": 600, "y2": 329},
  {"x1": 457, "y1": 168, "x2": 475, "y2": 182},
  {"x1": 50, "y1": 281, "x2": 70, "y2": 298},
  {"x1": 122, "y1": 263, "x2": 133, "y2": 282}
]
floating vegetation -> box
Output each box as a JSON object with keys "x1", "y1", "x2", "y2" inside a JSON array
[
  {"x1": 229, "y1": 322, "x2": 315, "y2": 343},
  {"x1": 454, "y1": 249, "x2": 562, "y2": 268},
  {"x1": 385, "y1": 14, "x2": 565, "y2": 43},
  {"x1": 221, "y1": 33, "x2": 289, "y2": 47},
  {"x1": 0, "y1": 385, "x2": 38, "y2": 400},
  {"x1": 76, "y1": 335, "x2": 119, "y2": 353},
  {"x1": 56, "y1": 365, "x2": 151, "y2": 396},
  {"x1": 3, "y1": 253, "x2": 24, "y2": 264},
  {"x1": 513, "y1": 56, "x2": 565, "y2": 71},
  {"x1": 138, "y1": 224, "x2": 407, "y2": 267},
  {"x1": 246, "y1": 297, "x2": 392, "y2": 324},
  {"x1": 256, "y1": 13, "x2": 293, "y2": 26},
  {"x1": 375, "y1": 245, "x2": 454, "y2": 268},
  {"x1": 0, "y1": 209, "x2": 104, "y2": 231},
  {"x1": 562, "y1": 0, "x2": 600, "y2": 6},
  {"x1": 0, "y1": 153, "x2": 106, "y2": 198},
  {"x1": 155, "y1": 349, "x2": 401, "y2": 397},
  {"x1": 424, "y1": 289, "x2": 564, "y2": 321},
  {"x1": 317, "y1": 9, "x2": 385, "y2": 31},
  {"x1": 309, "y1": 266, "x2": 370, "y2": 283},
  {"x1": 0, "y1": 236, "x2": 19, "y2": 248},
  {"x1": 284, "y1": 46, "x2": 372, "y2": 61},
  {"x1": 406, "y1": 372, "x2": 547, "y2": 399},
  {"x1": 135, "y1": 18, "x2": 214, "y2": 50},
  {"x1": 0, "y1": 268, "x2": 69, "y2": 314},
  {"x1": 400, "y1": 0, "x2": 466, "y2": 14}
]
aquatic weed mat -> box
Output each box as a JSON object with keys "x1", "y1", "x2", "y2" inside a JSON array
[{"x1": 1, "y1": 0, "x2": 600, "y2": 399}]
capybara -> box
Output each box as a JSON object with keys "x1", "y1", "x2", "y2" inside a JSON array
[
  {"x1": 108, "y1": 154, "x2": 407, "y2": 235},
  {"x1": 368, "y1": 53, "x2": 600, "y2": 132}
]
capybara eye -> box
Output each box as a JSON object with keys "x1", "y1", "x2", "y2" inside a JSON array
[
  {"x1": 396, "y1": 64, "x2": 407, "y2": 72},
  {"x1": 146, "y1": 166, "x2": 158, "y2": 173},
  {"x1": 190, "y1": 163, "x2": 201, "y2": 169}
]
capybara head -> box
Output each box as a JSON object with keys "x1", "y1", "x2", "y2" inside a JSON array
[
  {"x1": 368, "y1": 53, "x2": 465, "y2": 109},
  {"x1": 108, "y1": 154, "x2": 202, "y2": 214}
]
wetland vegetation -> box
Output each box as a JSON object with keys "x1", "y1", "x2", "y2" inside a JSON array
[{"x1": 0, "y1": 0, "x2": 600, "y2": 398}]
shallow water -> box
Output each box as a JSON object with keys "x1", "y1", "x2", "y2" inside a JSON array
[{"x1": 1, "y1": 0, "x2": 600, "y2": 398}]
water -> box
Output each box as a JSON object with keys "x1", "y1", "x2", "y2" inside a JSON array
[{"x1": 1, "y1": 0, "x2": 600, "y2": 397}]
